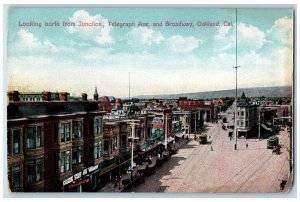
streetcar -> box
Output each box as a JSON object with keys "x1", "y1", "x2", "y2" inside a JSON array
[
  {"x1": 199, "y1": 133, "x2": 208, "y2": 144},
  {"x1": 267, "y1": 136, "x2": 279, "y2": 149}
]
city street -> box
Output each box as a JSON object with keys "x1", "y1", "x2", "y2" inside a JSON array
[{"x1": 130, "y1": 119, "x2": 290, "y2": 192}]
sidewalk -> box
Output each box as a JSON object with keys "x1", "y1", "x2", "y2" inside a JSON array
[
  {"x1": 98, "y1": 173, "x2": 131, "y2": 192},
  {"x1": 174, "y1": 138, "x2": 189, "y2": 150}
]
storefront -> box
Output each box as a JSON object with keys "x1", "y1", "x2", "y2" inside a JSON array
[{"x1": 62, "y1": 165, "x2": 100, "y2": 192}]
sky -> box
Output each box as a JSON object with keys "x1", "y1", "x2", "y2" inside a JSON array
[{"x1": 6, "y1": 7, "x2": 293, "y2": 98}]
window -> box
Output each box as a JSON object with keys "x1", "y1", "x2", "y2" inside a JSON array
[
  {"x1": 241, "y1": 111, "x2": 244, "y2": 116},
  {"x1": 72, "y1": 120, "x2": 82, "y2": 139},
  {"x1": 36, "y1": 127, "x2": 41, "y2": 147},
  {"x1": 60, "y1": 123, "x2": 71, "y2": 143},
  {"x1": 9, "y1": 165, "x2": 22, "y2": 191},
  {"x1": 26, "y1": 126, "x2": 42, "y2": 149},
  {"x1": 60, "y1": 150, "x2": 71, "y2": 173},
  {"x1": 72, "y1": 146, "x2": 83, "y2": 165},
  {"x1": 7, "y1": 131, "x2": 11, "y2": 155},
  {"x1": 121, "y1": 134, "x2": 127, "y2": 150},
  {"x1": 110, "y1": 139, "x2": 113, "y2": 152},
  {"x1": 27, "y1": 158, "x2": 43, "y2": 184},
  {"x1": 26, "y1": 127, "x2": 34, "y2": 149},
  {"x1": 151, "y1": 128, "x2": 163, "y2": 139},
  {"x1": 246, "y1": 121, "x2": 249, "y2": 127},
  {"x1": 137, "y1": 130, "x2": 141, "y2": 141},
  {"x1": 94, "y1": 118, "x2": 102, "y2": 135},
  {"x1": 13, "y1": 130, "x2": 21, "y2": 154},
  {"x1": 113, "y1": 137, "x2": 117, "y2": 151},
  {"x1": 104, "y1": 139, "x2": 109, "y2": 154},
  {"x1": 94, "y1": 141, "x2": 102, "y2": 159},
  {"x1": 121, "y1": 125, "x2": 127, "y2": 131}
]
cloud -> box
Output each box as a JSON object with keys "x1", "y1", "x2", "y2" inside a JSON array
[
  {"x1": 126, "y1": 27, "x2": 199, "y2": 53},
  {"x1": 238, "y1": 23, "x2": 266, "y2": 50},
  {"x1": 15, "y1": 29, "x2": 58, "y2": 52},
  {"x1": 214, "y1": 25, "x2": 235, "y2": 51},
  {"x1": 8, "y1": 17, "x2": 292, "y2": 98},
  {"x1": 78, "y1": 47, "x2": 112, "y2": 60},
  {"x1": 68, "y1": 10, "x2": 113, "y2": 45},
  {"x1": 165, "y1": 35, "x2": 200, "y2": 53},
  {"x1": 267, "y1": 16, "x2": 293, "y2": 47},
  {"x1": 126, "y1": 27, "x2": 165, "y2": 51},
  {"x1": 17, "y1": 29, "x2": 40, "y2": 48},
  {"x1": 214, "y1": 23, "x2": 266, "y2": 52}
]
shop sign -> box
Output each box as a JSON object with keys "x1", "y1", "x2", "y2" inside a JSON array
[
  {"x1": 82, "y1": 169, "x2": 88, "y2": 176},
  {"x1": 88, "y1": 165, "x2": 98, "y2": 173},
  {"x1": 63, "y1": 176, "x2": 73, "y2": 186},
  {"x1": 74, "y1": 172, "x2": 82, "y2": 181}
]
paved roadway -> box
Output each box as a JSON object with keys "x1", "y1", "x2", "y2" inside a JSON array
[{"x1": 131, "y1": 111, "x2": 290, "y2": 193}]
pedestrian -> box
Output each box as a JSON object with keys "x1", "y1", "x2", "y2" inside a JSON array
[
  {"x1": 114, "y1": 176, "x2": 118, "y2": 187},
  {"x1": 246, "y1": 143, "x2": 248, "y2": 149},
  {"x1": 211, "y1": 145, "x2": 213, "y2": 151}
]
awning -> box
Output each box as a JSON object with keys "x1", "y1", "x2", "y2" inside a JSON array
[
  {"x1": 175, "y1": 133, "x2": 184, "y2": 138},
  {"x1": 167, "y1": 137, "x2": 175, "y2": 143},
  {"x1": 261, "y1": 123, "x2": 273, "y2": 132},
  {"x1": 68, "y1": 178, "x2": 90, "y2": 189}
]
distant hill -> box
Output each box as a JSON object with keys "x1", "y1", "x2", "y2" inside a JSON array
[{"x1": 134, "y1": 86, "x2": 292, "y2": 100}]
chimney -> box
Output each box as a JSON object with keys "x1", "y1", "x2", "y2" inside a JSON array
[
  {"x1": 7, "y1": 91, "x2": 20, "y2": 102},
  {"x1": 59, "y1": 92, "x2": 68, "y2": 101},
  {"x1": 82, "y1": 93, "x2": 88, "y2": 101},
  {"x1": 42, "y1": 91, "x2": 51, "y2": 101}
]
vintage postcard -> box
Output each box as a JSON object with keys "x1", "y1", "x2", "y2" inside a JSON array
[{"x1": 5, "y1": 6, "x2": 294, "y2": 194}]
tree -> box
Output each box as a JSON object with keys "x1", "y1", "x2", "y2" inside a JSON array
[{"x1": 129, "y1": 104, "x2": 140, "y2": 114}]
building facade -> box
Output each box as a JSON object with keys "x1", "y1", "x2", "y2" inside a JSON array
[
  {"x1": 7, "y1": 91, "x2": 106, "y2": 192},
  {"x1": 236, "y1": 102, "x2": 259, "y2": 138},
  {"x1": 177, "y1": 97, "x2": 215, "y2": 122}
]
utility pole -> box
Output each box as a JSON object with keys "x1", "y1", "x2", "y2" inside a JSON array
[
  {"x1": 128, "y1": 121, "x2": 139, "y2": 170},
  {"x1": 164, "y1": 113, "x2": 168, "y2": 150},
  {"x1": 258, "y1": 106, "x2": 261, "y2": 140},
  {"x1": 194, "y1": 112, "x2": 197, "y2": 133},
  {"x1": 129, "y1": 72, "x2": 131, "y2": 103},
  {"x1": 233, "y1": 8, "x2": 240, "y2": 150}
]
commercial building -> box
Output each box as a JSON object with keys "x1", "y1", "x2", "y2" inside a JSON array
[
  {"x1": 236, "y1": 101, "x2": 259, "y2": 138},
  {"x1": 7, "y1": 91, "x2": 106, "y2": 192},
  {"x1": 172, "y1": 110, "x2": 203, "y2": 134},
  {"x1": 177, "y1": 97, "x2": 215, "y2": 122},
  {"x1": 7, "y1": 90, "x2": 178, "y2": 192}
]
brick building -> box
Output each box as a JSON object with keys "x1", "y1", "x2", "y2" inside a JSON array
[
  {"x1": 7, "y1": 91, "x2": 106, "y2": 192},
  {"x1": 177, "y1": 97, "x2": 215, "y2": 122},
  {"x1": 7, "y1": 91, "x2": 186, "y2": 192}
]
